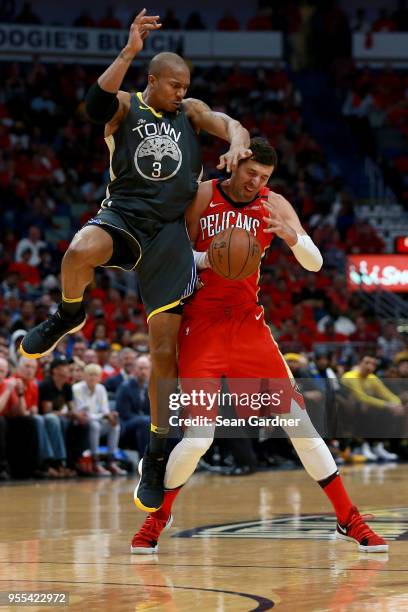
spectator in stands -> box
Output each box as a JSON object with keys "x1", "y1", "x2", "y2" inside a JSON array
[
  {"x1": 372, "y1": 8, "x2": 397, "y2": 32},
  {"x1": 390, "y1": 356, "x2": 408, "y2": 399},
  {"x1": 73, "y1": 10, "x2": 96, "y2": 28},
  {"x1": 91, "y1": 322, "x2": 109, "y2": 344},
  {"x1": 15, "y1": 226, "x2": 46, "y2": 267},
  {"x1": 346, "y1": 220, "x2": 385, "y2": 254},
  {"x1": 9, "y1": 301, "x2": 35, "y2": 334},
  {"x1": 0, "y1": 356, "x2": 38, "y2": 478},
  {"x1": 393, "y1": 334, "x2": 408, "y2": 365},
  {"x1": 72, "y1": 339, "x2": 87, "y2": 362},
  {"x1": 316, "y1": 319, "x2": 348, "y2": 345},
  {"x1": 217, "y1": 10, "x2": 240, "y2": 31},
  {"x1": 278, "y1": 320, "x2": 309, "y2": 353},
  {"x1": 104, "y1": 348, "x2": 137, "y2": 396},
  {"x1": 130, "y1": 332, "x2": 150, "y2": 354},
  {"x1": 83, "y1": 348, "x2": 98, "y2": 365},
  {"x1": 15, "y1": 1, "x2": 41, "y2": 24},
  {"x1": 39, "y1": 356, "x2": 89, "y2": 471},
  {"x1": 184, "y1": 11, "x2": 206, "y2": 30},
  {"x1": 93, "y1": 340, "x2": 114, "y2": 379},
  {"x1": 349, "y1": 315, "x2": 377, "y2": 346},
  {"x1": 341, "y1": 355, "x2": 403, "y2": 461},
  {"x1": 39, "y1": 356, "x2": 73, "y2": 416},
  {"x1": 377, "y1": 322, "x2": 405, "y2": 362},
  {"x1": 37, "y1": 248, "x2": 58, "y2": 283},
  {"x1": 115, "y1": 355, "x2": 151, "y2": 456},
  {"x1": 73, "y1": 364, "x2": 125, "y2": 476},
  {"x1": 15, "y1": 357, "x2": 74, "y2": 477},
  {"x1": 98, "y1": 6, "x2": 122, "y2": 29},
  {"x1": 247, "y1": 7, "x2": 274, "y2": 30},
  {"x1": 350, "y1": 7, "x2": 371, "y2": 33},
  {"x1": 162, "y1": 9, "x2": 181, "y2": 30},
  {"x1": 284, "y1": 353, "x2": 324, "y2": 406},
  {"x1": 70, "y1": 358, "x2": 85, "y2": 384},
  {"x1": 9, "y1": 247, "x2": 40, "y2": 289}
]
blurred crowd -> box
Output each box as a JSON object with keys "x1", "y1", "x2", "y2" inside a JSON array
[
  {"x1": 6, "y1": 1, "x2": 408, "y2": 34},
  {"x1": 338, "y1": 63, "x2": 408, "y2": 205},
  {"x1": 1, "y1": 336, "x2": 408, "y2": 482}
]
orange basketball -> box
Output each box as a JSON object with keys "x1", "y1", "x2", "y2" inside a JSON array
[{"x1": 208, "y1": 227, "x2": 262, "y2": 281}]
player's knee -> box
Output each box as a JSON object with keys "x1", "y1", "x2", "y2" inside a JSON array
[
  {"x1": 64, "y1": 231, "x2": 111, "y2": 269},
  {"x1": 63, "y1": 239, "x2": 92, "y2": 269},
  {"x1": 150, "y1": 341, "x2": 177, "y2": 369}
]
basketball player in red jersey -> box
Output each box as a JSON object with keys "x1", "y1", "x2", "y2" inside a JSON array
[{"x1": 131, "y1": 138, "x2": 388, "y2": 554}]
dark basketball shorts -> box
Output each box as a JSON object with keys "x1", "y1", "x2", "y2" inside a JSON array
[{"x1": 85, "y1": 207, "x2": 196, "y2": 321}]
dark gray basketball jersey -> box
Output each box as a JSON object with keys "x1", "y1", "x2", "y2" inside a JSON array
[{"x1": 103, "y1": 92, "x2": 202, "y2": 223}]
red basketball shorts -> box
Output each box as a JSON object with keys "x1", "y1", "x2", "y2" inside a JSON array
[{"x1": 178, "y1": 302, "x2": 304, "y2": 416}]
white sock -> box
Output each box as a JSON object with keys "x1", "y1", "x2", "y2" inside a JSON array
[
  {"x1": 164, "y1": 425, "x2": 216, "y2": 489},
  {"x1": 281, "y1": 400, "x2": 337, "y2": 482}
]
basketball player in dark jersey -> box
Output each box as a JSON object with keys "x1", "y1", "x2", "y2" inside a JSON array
[
  {"x1": 131, "y1": 138, "x2": 387, "y2": 554},
  {"x1": 20, "y1": 10, "x2": 251, "y2": 511}
]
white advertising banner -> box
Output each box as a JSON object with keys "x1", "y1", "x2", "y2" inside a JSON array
[
  {"x1": 353, "y1": 33, "x2": 408, "y2": 63},
  {"x1": 0, "y1": 24, "x2": 282, "y2": 62}
]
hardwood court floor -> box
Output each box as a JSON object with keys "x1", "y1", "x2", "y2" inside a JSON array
[{"x1": 0, "y1": 464, "x2": 408, "y2": 611}]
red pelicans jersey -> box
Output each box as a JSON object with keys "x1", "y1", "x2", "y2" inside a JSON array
[{"x1": 187, "y1": 179, "x2": 273, "y2": 310}]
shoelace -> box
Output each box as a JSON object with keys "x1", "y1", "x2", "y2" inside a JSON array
[
  {"x1": 136, "y1": 514, "x2": 168, "y2": 544},
  {"x1": 346, "y1": 511, "x2": 377, "y2": 542},
  {"x1": 40, "y1": 311, "x2": 62, "y2": 335}
]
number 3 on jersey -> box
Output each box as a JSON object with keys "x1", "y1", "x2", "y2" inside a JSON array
[{"x1": 152, "y1": 162, "x2": 161, "y2": 178}]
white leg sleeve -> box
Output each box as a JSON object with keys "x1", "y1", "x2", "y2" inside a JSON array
[
  {"x1": 281, "y1": 400, "x2": 337, "y2": 482},
  {"x1": 164, "y1": 425, "x2": 216, "y2": 490}
]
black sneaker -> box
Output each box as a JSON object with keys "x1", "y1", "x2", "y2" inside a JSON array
[
  {"x1": 133, "y1": 454, "x2": 166, "y2": 512},
  {"x1": 20, "y1": 305, "x2": 86, "y2": 358}
]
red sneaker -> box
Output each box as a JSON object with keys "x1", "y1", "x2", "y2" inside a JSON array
[
  {"x1": 130, "y1": 513, "x2": 173, "y2": 554},
  {"x1": 336, "y1": 506, "x2": 388, "y2": 553}
]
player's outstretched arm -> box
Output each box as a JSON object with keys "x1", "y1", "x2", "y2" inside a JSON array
[
  {"x1": 84, "y1": 9, "x2": 161, "y2": 135},
  {"x1": 263, "y1": 192, "x2": 323, "y2": 272},
  {"x1": 183, "y1": 98, "x2": 251, "y2": 173}
]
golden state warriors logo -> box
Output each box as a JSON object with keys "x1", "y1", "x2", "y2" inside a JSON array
[
  {"x1": 135, "y1": 134, "x2": 182, "y2": 182},
  {"x1": 174, "y1": 508, "x2": 408, "y2": 541}
]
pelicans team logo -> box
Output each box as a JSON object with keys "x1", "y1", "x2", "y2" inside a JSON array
[
  {"x1": 134, "y1": 122, "x2": 183, "y2": 182},
  {"x1": 174, "y1": 508, "x2": 408, "y2": 541}
]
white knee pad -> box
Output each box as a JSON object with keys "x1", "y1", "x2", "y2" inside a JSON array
[
  {"x1": 164, "y1": 425, "x2": 215, "y2": 489},
  {"x1": 282, "y1": 400, "x2": 337, "y2": 482}
]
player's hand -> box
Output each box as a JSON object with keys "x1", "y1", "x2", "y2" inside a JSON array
[
  {"x1": 217, "y1": 146, "x2": 252, "y2": 174},
  {"x1": 126, "y1": 9, "x2": 162, "y2": 55},
  {"x1": 262, "y1": 199, "x2": 297, "y2": 246}
]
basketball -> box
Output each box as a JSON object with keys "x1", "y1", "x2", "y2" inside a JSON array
[{"x1": 208, "y1": 227, "x2": 262, "y2": 280}]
